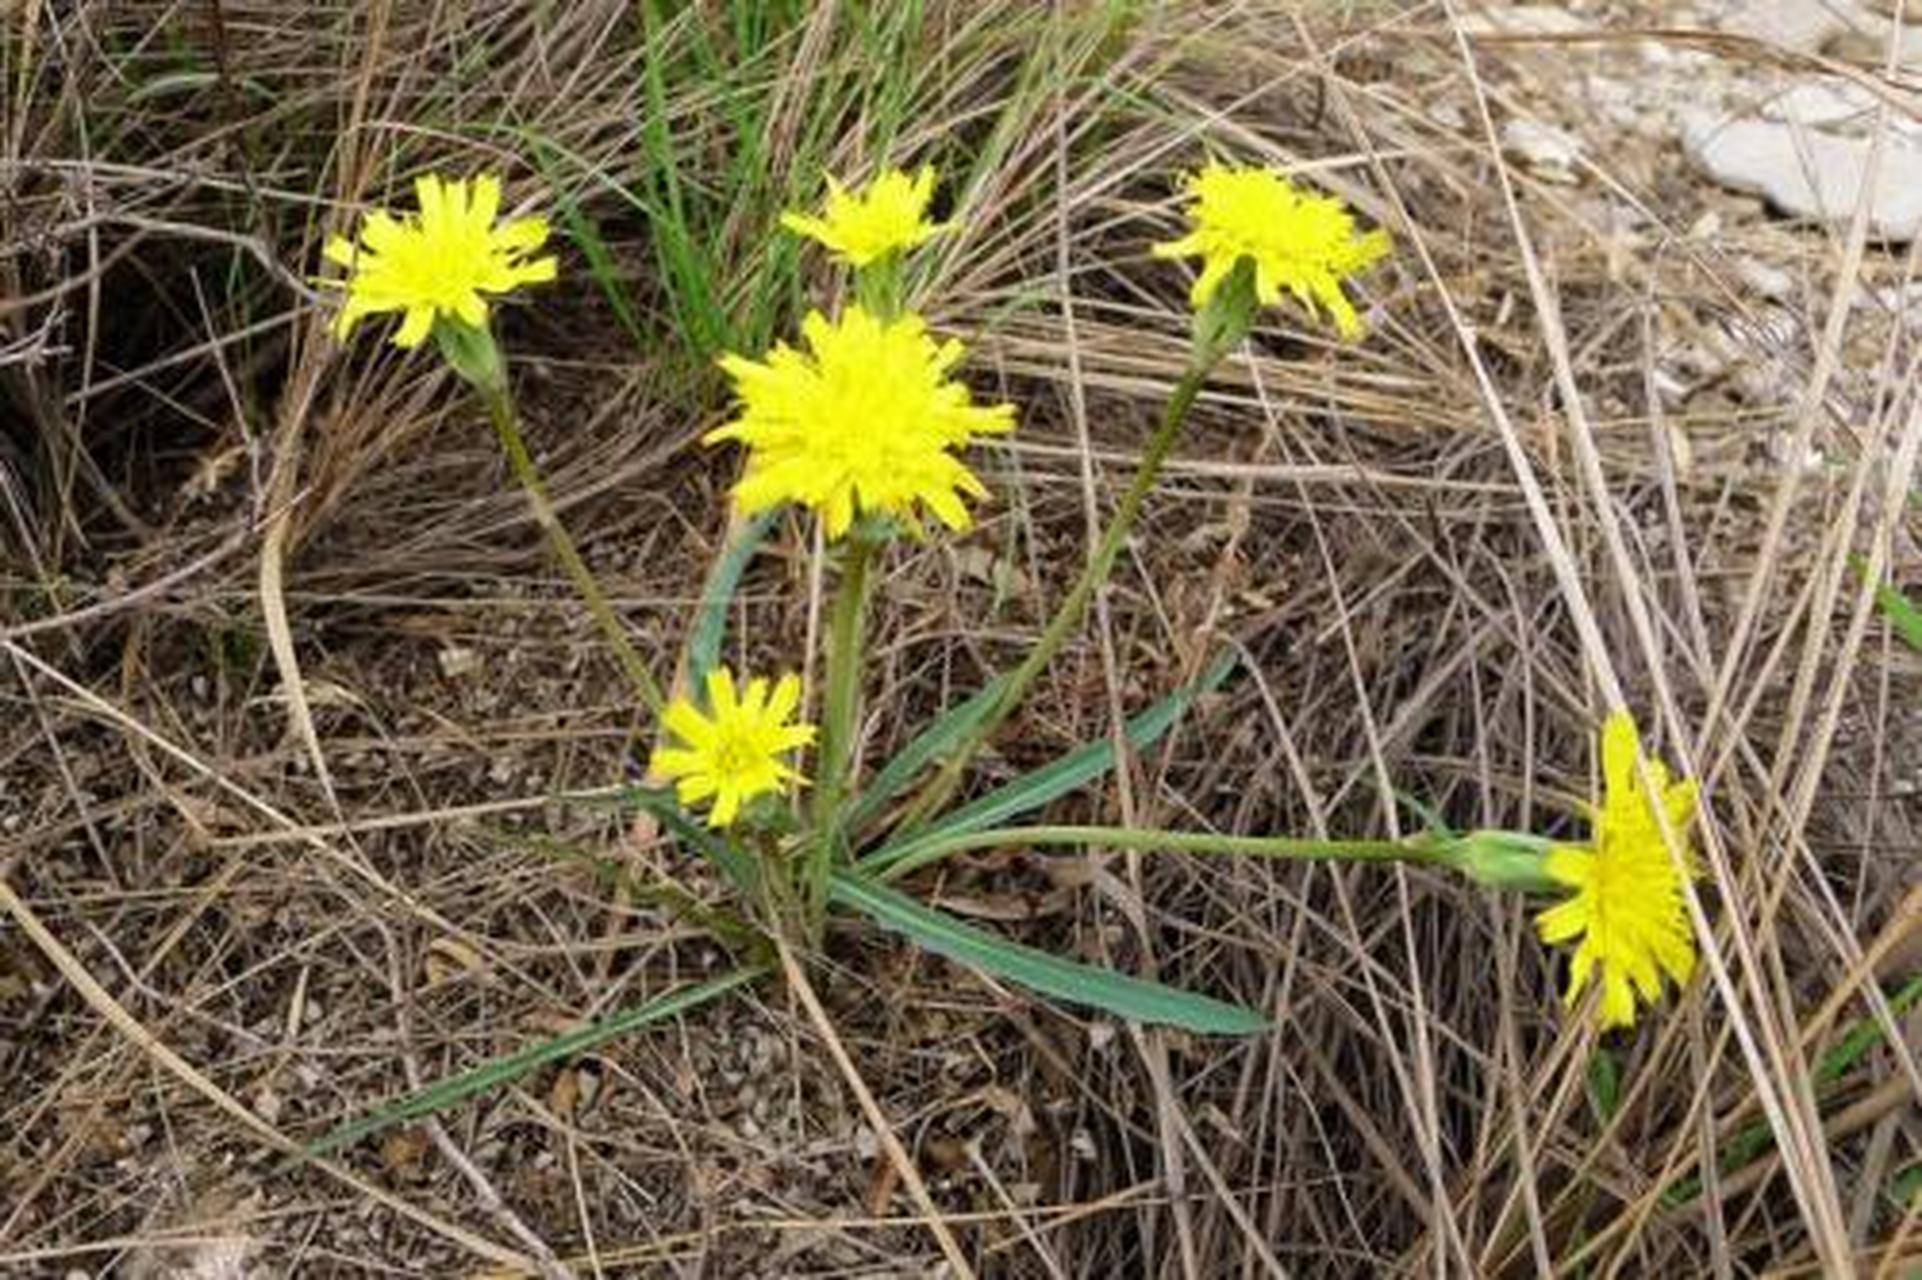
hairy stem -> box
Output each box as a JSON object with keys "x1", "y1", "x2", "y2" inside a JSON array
[
  {"x1": 806, "y1": 532, "x2": 876, "y2": 922},
  {"x1": 481, "y1": 381, "x2": 665, "y2": 715},
  {"x1": 894, "y1": 357, "x2": 1215, "y2": 831},
  {"x1": 862, "y1": 823, "x2": 1439, "y2": 882}
]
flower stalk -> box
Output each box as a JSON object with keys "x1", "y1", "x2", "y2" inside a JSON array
[
  {"x1": 474, "y1": 356, "x2": 665, "y2": 715},
  {"x1": 864, "y1": 822, "x2": 1445, "y2": 883},
  {"x1": 894, "y1": 349, "x2": 1220, "y2": 832},
  {"x1": 805, "y1": 530, "x2": 879, "y2": 922}
]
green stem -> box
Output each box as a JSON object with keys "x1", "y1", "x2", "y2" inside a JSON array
[
  {"x1": 806, "y1": 533, "x2": 877, "y2": 917},
  {"x1": 862, "y1": 823, "x2": 1438, "y2": 883},
  {"x1": 895, "y1": 357, "x2": 1218, "y2": 831},
  {"x1": 481, "y1": 380, "x2": 665, "y2": 715}
]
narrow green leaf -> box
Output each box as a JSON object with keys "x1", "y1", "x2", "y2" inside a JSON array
[
  {"x1": 306, "y1": 967, "x2": 760, "y2": 1156},
  {"x1": 600, "y1": 785, "x2": 761, "y2": 897},
  {"x1": 846, "y1": 672, "x2": 1013, "y2": 831},
  {"x1": 688, "y1": 511, "x2": 778, "y2": 690},
  {"x1": 1885, "y1": 1161, "x2": 1922, "y2": 1218},
  {"x1": 860, "y1": 654, "x2": 1236, "y2": 876},
  {"x1": 829, "y1": 870, "x2": 1267, "y2": 1035},
  {"x1": 524, "y1": 142, "x2": 647, "y2": 351},
  {"x1": 1850, "y1": 554, "x2": 1922, "y2": 653},
  {"x1": 1815, "y1": 971, "x2": 1922, "y2": 1088},
  {"x1": 1661, "y1": 972, "x2": 1922, "y2": 1208},
  {"x1": 1585, "y1": 1048, "x2": 1621, "y2": 1124}
]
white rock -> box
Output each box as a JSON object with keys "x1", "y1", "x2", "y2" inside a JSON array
[
  {"x1": 1721, "y1": 0, "x2": 1853, "y2": 52},
  {"x1": 1502, "y1": 117, "x2": 1586, "y2": 181},
  {"x1": 1827, "y1": 17, "x2": 1922, "y2": 66},
  {"x1": 1683, "y1": 110, "x2": 1922, "y2": 242},
  {"x1": 1735, "y1": 256, "x2": 1796, "y2": 299},
  {"x1": 1765, "y1": 79, "x2": 1879, "y2": 130},
  {"x1": 437, "y1": 645, "x2": 479, "y2": 678},
  {"x1": 1458, "y1": 6, "x2": 1591, "y2": 36}
]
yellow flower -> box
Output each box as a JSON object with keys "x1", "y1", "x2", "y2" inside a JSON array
[
  {"x1": 780, "y1": 166, "x2": 948, "y2": 267},
  {"x1": 707, "y1": 306, "x2": 1015, "y2": 539},
  {"x1": 649, "y1": 670, "x2": 816, "y2": 828},
  {"x1": 1151, "y1": 163, "x2": 1390, "y2": 339},
  {"x1": 1536, "y1": 711, "x2": 1700, "y2": 1029},
  {"x1": 324, "y1": 173, "x2": 557, "y2": 348}
]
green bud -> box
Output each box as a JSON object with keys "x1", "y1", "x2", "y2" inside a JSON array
[
  {"x1": 1442, "y1": 829, "x2": 1558, "y2": 894},
  {"x1": 433, "y1": 318, "x2": 505, "y2": 393}
]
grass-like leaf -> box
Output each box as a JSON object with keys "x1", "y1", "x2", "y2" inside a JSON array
[
  {"x1": 860, "y1": 654, "x2": 1235, "y2": 876},
  {"x1": 306, "y1": 967, "x2": 761, "y2": 1156},
  {"x1": 1850, "y1": 554, "x2": 1922, "y2": 653},
  {"x1": 688, "y1": 510, "x2": 779, "y2": 690},
  {"x1": 1660, "y1": 971, "x2": 1922, "y2": 1207},
  {"x1": 829, "y1": 870, "x2": 1267, "y2": 1035},
  {"x1": 527, "y1": 138, "x2": 648, "y2": 351},
  {"x1": 611, "y1": 785, "x2": 761, "y2": 897},
  {"x1": 846, "y1": 672, "x2": 1013, "y2": 832},
  {"x1": 1586, "y1": 1048, "x2": 1621, "y2": 1125}
]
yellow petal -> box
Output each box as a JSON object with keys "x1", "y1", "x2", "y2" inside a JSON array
[
  {"x1": 1542, "y1": 844, "x2": 1595, "y2": 891},
  {"x1": 510, "y1": 256, "x2": 559, "y2": 286},
  {"x1": 1536, "y1": 896, "x2": 1588, "y2": 945},
  {"x1": 1151, "y1": 231, "x2": 1204, "y2": 260},
  {"x1": 493, "y1": 216, "x2": 550, "y2": 252},
  {"x1": 471, "y1": 174, "x2": 502, "y2": 229},
  {"x1": 394, "y1": 306, "x2": 436, "y2": 348},
  {"x1": 415, "y1": 173, "x2": 446, "y2": 231},
  {"x1": 1598, "y1": 971, "x2": 1639, "y2": 1029},
  {"x1": 779, "y1": 211, "x2": 832, "y2": 241},
  {"x1": 705, "y1": 668, "x2": 739, "y2": 716},
  {"x1": 452, "y1": 291, "x2": 487, "y2": 329},
  {"x1": 661, "y1": 698, "x2": 717, "y2": 748},
  {"x1": 648, "y1": 747, "x2": 704, "y2": 778},
  {"x1": 767, "y1": 673, "x2": 802, "y2": 723},
  {"x1": 1600, "y1": 710, "x2": 1639, "y2": 802},
  {"x1": 675, "y1": 773, "x2": 718, "y2": 805}
]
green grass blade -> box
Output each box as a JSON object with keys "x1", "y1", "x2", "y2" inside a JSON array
[
  {"x1": 1661, "y1": 972, "x2": 1922, "y2": 1207},
  {"x1": 687, "y1": 511, "x2": 778, "y2": 690},
  {"x1": 860, "y1": 654, "x2": 1235, "y2": 875},
  {"x1": 1850, "y1": 554, "x2": 1922, "y2": 652},
  {"x1": 1885, "y1": 1161, "x2": 1922, "y2": 1219},
  {"x1": 306, "y1": 967, "x2": 761, "y2": 1156},
  {"x1": 1872, "y1": 579, "x2": 1922, "y2": 652},
  {"x1": 526, "y1": 137, "x2": 647, "y2": 351},
  {"x1": 608, "y1": 785, "x2": 761, "y2": 897},
  {"x1": 1585, "y1": 1048, "x2": 1621, "y2": 1124},
  {"x1": 1814, "y1": 971, "x2": 1922, "y2": 1088},
  {"x1": 828, "y1": 870, "x2": 1266, "y2": 1035},
  {"x1": 846, "y1": 672, "x2": 1013, "y2": 832}
]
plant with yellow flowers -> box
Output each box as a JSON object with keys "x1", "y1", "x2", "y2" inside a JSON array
[{"x1": 315, "y1": 156, "x2": 1700, "y2": 1160}]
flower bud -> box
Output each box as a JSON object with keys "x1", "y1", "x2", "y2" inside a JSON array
[{"x1": 1442, "y1": 829, "x2": 1558, "y2": 894}]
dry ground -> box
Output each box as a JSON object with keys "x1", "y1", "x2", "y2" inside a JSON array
[{"x1": 3, "y1": 2, "x2": 1920, "y2": 1276}]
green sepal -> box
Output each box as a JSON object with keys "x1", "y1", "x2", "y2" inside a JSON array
[
  {"x1": 433, "y1": 318, "x2": 506, "y2": 392},
  {"x1": 1193, "y1": 256, "x2": 1259, "y2": 363},
  {"x1": 1440, "y1": 829, "x2": 1558, "y2": 894}
]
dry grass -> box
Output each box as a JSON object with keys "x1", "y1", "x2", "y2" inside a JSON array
[{"x1": 3, "y1": 1, "x2": 1919, "y2": 1275}]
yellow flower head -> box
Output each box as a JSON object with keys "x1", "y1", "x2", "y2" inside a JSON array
[
  {"x1": 649, "y1": 670, "x2": 816, "y2": 828},
  {"x1": 1536, "y1": 711, "x2": 1700, "y2": 1030},
  {"x1": 324, "y1": 173, "x2": 557, "y2": 349},
  {"x1": 707, "y1": 306, "x2": 1015, "y2": 539},
  {"x1": 780, "y1": 166, "x2": 948, "y2": 267},
  {"x1": 1151, "y1": 163, "x2": 1391, "y2": 339}
]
